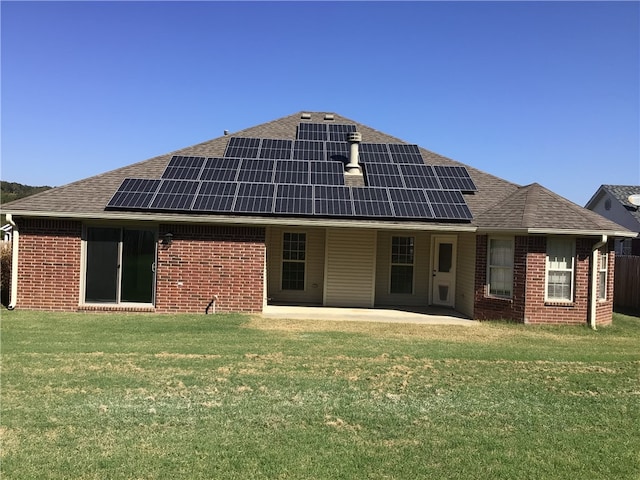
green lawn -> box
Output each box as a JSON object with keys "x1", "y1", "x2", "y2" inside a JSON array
[{"x1": 1, "y1": 311, "x2": 639, "y2": 479}]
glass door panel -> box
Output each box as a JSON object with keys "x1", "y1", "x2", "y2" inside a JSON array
[
  {"x1": 85, "y1": 227, "x2": 120, "y2": 302},
  {"x1": 121, "y1": 229, "x2": 156, "y2": 303}
]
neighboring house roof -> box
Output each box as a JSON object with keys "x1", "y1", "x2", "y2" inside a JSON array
[
  {"x1": 3, "y1": 111, "x2": 634, "y2": 237},
  {"x1": 585, "y1": 185, "x2": 640, "y2": 231}
]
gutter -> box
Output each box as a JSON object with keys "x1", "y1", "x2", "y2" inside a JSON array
[
  {"x1": 5, "y1": 214, "x2": 18, "y2": 310},
  {"x1": 589, "y1": 235, "x2": 607, "y2": 330},
  {"x1": 476, "y1": 227, "x2": 636, "y2": 238},
  {"x1": 3, "y1": 210, "x2": 478, "y2": 232}
]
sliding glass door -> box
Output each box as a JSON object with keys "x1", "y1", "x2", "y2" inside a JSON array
[{"x1": 85, "y1": 227, "x2": 156, "y2": 304}]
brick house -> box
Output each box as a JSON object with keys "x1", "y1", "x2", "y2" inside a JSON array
[{"x1": 3, "y1": 112, "x2": 635, "y2": 326}]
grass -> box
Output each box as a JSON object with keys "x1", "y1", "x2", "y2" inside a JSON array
[{"x1": 1, "y1": 311, "x2": 639, "y2": 479}]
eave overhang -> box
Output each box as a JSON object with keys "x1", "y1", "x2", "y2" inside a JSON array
[
  {"x1": 476, "y1": 227, "x2": 637, "y2": 238},
  {"x1": 5, "y1": 209, "x2": 477, "y2": 232}
]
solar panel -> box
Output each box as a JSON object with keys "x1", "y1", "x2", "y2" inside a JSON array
[
  {"x1": 293, "y1": 140, "x2": 325, "y2": 161},
  {"x1": 352, "y1": 187, "x2": 394, "y2": 217},
  {"x1": 388, "y1": 188, "x2": 433, "y2": 219},
  {"x1": 200, "y1": 157, "x2": 241, "y2": 182},
  {"x1": 274, "y1": 160, "x2": 310, "y2": 184},
  {"x1": 106, "y1": 178, "x2": 161, "y2": 209},
  {"x1": 234, "y1": 183, "x2": 275, "y2": 213},
  {"x1": 325, "y1": 141, "x2": 349, "y2": 163},
  {"x1": 389, "y1": 144, "x2": 425, "y2": 164},
  {"x1": 425, "y1": 189, "x2": 473, "y2": 220},
  {"x1": 360, "y1": 143, "x2": 391, "y2": 163},
  {"x1": 313, "y1": 185, "x2": 353, "y2": 216},
  {"x1": 297, "y1": 123, "x2": 327, "y2": 141},
  {"x1": 162, "y1": 156, "x2": 207, "y2": 180},
  {"x1": 236, "y1": 159, "x2": 275, "y2": 183},
  {"x1": 310, "y1": 161, "x2": 345, "y2": 185},
  {"x1": 150, "y1": 180, "x2": 200, "y2": 211},
  {"x1": 364, "y1": 163, "x2": 405, "y2": 188},
  {"x1": 274, "y1": 184, "x2": 313, "y2": 215},
  {"x1": 328, "y1": 123, "x2": 356, "y2": 141},
  {"x1": 399, "y1": 164, "x2": 442, "y2": 189},
  {"x1": 433, "y1": 166, "x2": 477, "y2": 192},
  {"x1": 192, "y1": 181, "x2": 238, "y2": 212},
  {"x1": 259, "y1": 139, "x2": 293, "y2": 159},
  {"x1": 224, "y1": 137, "x2": 261, "y2": 158}
]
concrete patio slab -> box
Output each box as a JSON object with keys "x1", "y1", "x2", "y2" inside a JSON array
[{"x1": 261, "y1": 305, "x2": 478, "y2": 326}]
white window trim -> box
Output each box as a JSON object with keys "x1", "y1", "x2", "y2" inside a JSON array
[
  {"x1": 487, "y1": 236, "x2": 514, "y2": 298},
  {"x1": 598, "y1": 248, "x2": 608, "y2": 301},
  {"x1": 545, "y1": 237, "x2": 575, "y2": 303}
]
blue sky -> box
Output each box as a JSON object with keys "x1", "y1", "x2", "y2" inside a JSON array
[{"x1": 2, "y1": 1, "x2": 638, "y2": 206}]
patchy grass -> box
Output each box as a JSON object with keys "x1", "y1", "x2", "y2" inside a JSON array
[{"x1": 1, "y1": 311, "x2": 639, "y2": 479}]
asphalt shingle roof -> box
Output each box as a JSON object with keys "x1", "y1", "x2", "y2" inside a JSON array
[
  {"x1": 3, "y1": 111, "x2": 631, "y2": 235},
  {"x1": 474, "y1": 183, "x2": 631, "y2": 233}
]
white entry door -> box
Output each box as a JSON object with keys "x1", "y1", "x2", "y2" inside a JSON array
[{"x1": 431, "y1": 236, "x2": 457, "y2": 307}]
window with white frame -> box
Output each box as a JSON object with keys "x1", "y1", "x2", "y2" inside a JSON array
[
  {"x1": 545, "y1": 238, "x2": 575, "y2": 302},
  {"x1": 598, "y1": 248, "x2": 608, "y2": 300},
  {"x1": 488, "y1": 237, "x2": 514, "y2": 298},
  {"x1": 282, "y1": 232, "x2": 305, "y2": 290},
  {"x1": 390, "y1": 236, "x2": 414, "y2": 294}
]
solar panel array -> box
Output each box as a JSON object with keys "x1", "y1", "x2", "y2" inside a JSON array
[
  {"x1": 107, "y1": 179, "x2": 472, "y2": 220},
  {"x1": 106, "y1": 123, "x2": 476, "y2": 222}
]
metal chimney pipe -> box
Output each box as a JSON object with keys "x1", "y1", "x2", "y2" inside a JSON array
[{"x1": 346, "y1": 131, "x2": 362, "y2": 174}]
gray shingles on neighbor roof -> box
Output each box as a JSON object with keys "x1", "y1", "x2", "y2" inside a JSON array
[{"x1": 2, "y1": 111, "x2": 633, "y2": 235}]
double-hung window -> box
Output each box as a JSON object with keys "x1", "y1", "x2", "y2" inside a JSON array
[
  {"x1": 488, "y1": 237, "x2": 513, "y2": 298},
  {"x1": 390, "y1": 236, "x2": 414, "y2": 294},
  {"x1": 545, "y1": 238, "x2": 575, "y2": 302},
  {"x1": 282, "y1": 232, "x2": 305, "y2": 290},
  {"x1": 598, "y1": 249, "x2": 608, "y2": 300},
  {"x1": 84, "y1": 227, "x2": 156, "y2": 304}
]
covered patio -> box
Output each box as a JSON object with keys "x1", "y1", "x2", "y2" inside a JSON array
[{"x1": 261, "y1": 305, "x2": 476, "y2": 326}]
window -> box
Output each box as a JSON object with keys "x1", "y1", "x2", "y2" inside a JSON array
[
  {"x1": 282, "y1": 232, "x2": 305, "y2": 290},
  {"x1": 488, "y1": 237, "x2": 513, "y2": 297},
  {"x1": 391, "y1": 236, "x2": 414, "y2": 294},
  {"x1": 598, "y1": 249, "x2": 608, "y2": 300},
  {"x1": 545, "y1": 238, "x2": 575, "y2": 302},
  {"x1": 85, "y1": 227, "x2": 156, "y2": 304},
  {"x1": 620, "y1": 239, "x2": 632, "y2": 256}
]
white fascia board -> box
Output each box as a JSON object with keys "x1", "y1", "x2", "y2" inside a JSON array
[
  {"x1": 477, "y1": 227, "x2": 637, "y2": 238},
  {"x1": 6, "y1": 210, "x2": 477, "y2": 233}
]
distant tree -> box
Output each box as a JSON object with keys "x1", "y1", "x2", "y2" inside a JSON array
[{"x1": 1, "y1": 181, "x2": 52, "y2": 204}]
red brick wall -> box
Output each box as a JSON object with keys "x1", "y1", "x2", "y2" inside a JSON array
[
  {"x1": 474, "y1": 235, "x2": 615, "y2": 326},
  {"x1": 14, "y1": 219, "x2": 265, "y2": 314},
  {"x1": 155, "y1": 224, "x2": 265, "y2": 314},
  {"x1": 15, "y1": 218, "x2": 82, "y2": 311}
]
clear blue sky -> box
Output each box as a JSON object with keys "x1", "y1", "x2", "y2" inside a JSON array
[{"x1": 2, "y1": 1, "x2": 638, "y2": 206}]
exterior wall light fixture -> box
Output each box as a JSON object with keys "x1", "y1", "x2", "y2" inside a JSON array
[{"x1": 162, "y1": 232, "x2": 174, "y2": 246}]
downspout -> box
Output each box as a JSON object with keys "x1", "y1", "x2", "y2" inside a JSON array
[
  {"x1": 6, "y1": 214, "x2": 18, "y2": 310},
  {"x1": 589, "y1": 235, "x2": 607, "y2": 330}
]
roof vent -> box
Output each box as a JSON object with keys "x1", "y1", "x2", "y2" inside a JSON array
[
  {"x1": 301, "y1": 113, "x2": 311, "y2": 119},
  {"x1": 324, "y1": 114, "x2": 335, "y2": 121},
  {"x1": 223, "y1": 130, "x2": 229, "y2": 136},
  {"x1": 345, "y1": 131, "x2": 363, "y2": 175}
]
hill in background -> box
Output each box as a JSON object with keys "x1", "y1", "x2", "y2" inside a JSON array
[{"x1": 1, "y1": 181, "x2": 52, "y2": 204}]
